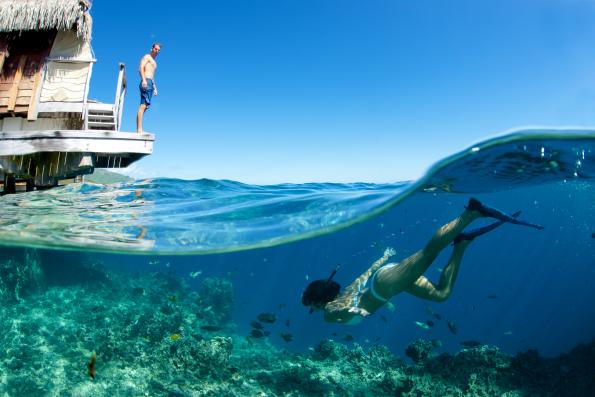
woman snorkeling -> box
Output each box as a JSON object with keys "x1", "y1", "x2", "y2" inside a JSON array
[{"x1": 301, "y1": 198, "x2": 543, "y2": 324}]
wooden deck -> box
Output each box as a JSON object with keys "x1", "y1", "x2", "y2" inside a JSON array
[{"x1": 0, "y1": 129, "x2": 154, "y2": 190}]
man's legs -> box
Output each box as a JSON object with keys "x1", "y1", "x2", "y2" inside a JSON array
[{"x1": 136, "y1": 104, "x2": 147, "y2": 133}]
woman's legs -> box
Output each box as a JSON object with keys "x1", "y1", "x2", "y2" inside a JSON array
[
  {"x1": 373, "y1": 208, "x2": 481, "y2": 298},
  {"x1": 405, "y1": 240, "x2": 471, "y2": 301}
]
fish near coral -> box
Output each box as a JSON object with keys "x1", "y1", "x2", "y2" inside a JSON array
[
  {"x1": 257, "y1": 313, "x2": 276, "y2": 324},
  {"x1": 170, "y1": 333, "x2": 182, "y2": 341},
  {"x1": 200, "y1": 325, "x2": 222, "y2": 332},
  {"x1": 280, "y1": 333, "x2": 293, "y2": 342},
  {"x1": 250, "y1": 329, "x2": 269, "y2": 338},
  {"x1": 88, "y1": 352, "x2": 97, "y2": 379},
  {"x1": 447, "y1": 320, "x2": 458, "y2": 335},
  {"x1": 250, "y1": 321, "x2": 264, "y2": 330}
]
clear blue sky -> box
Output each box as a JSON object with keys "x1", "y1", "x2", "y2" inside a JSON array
[{"x1": 88, "y1": 0, "x2": 595, "y2": 184}]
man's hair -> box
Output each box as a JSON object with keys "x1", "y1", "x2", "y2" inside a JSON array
[{"x1": 152, "y1": 43, "x2": 161, "y2": 49}]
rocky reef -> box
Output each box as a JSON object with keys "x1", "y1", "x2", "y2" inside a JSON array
[{"x1": 0, "y1": 253, "x2": 594, "y2": 396}]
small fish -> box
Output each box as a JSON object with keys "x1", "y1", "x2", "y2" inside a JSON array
[
  {"x1": 487, "y1": 294, "x2": 498, "y2": 299},
  {"x1": 343, "y1": 334, "x2": 354, "y2": 341},
  {"x1": 280, "y1": 333, "x2": 293, "y2": 342},
  {"x1": 285, "y1": 319, "x2": 291, "y2": 327},
  {"x1": 592, "y1": 232, "x2": 595, "y2": 238},
  {"x1": 460, "y1": 340, "x2": 482, "y2": 348},
  {"x1": 436, "y1": 267, "x2": 444, "y2": 273},
  {"x1": 189, "y1": 271, "x2": 202, "y2": 278},
  {"x1": 88, "y1": 352, "x2": 96, "y2": 379},
  {"x1": 433, "y1": 313, "x2": 442, "y2": 320},
  {"x1": 379, "y1": 314, "x2": 388, "y2": 323},
  {"x1": 425, "y1": 320, "x2": 434, "y2": 327},
  {"x1": 431, "y1": 339, "x2": 442, "y2": 348},
  {"x1": 447, "y1": 320, "x2": 458, "y2": 335},
  {"x1": 503, "y1": 330, "x2": 513, "y2": 336},
  {"x1": 168, "y1": 295, "x2": 177, "y2": 302},
  {"x1": 414, "y1": 321, "x2": 431, "y2": 330},
  {"x1": 170, "y1": 333, "x2": 182, "y2": 341},
  {"x1": 278, "y1": 303, "x2": 286, "y2": 310},
  {"x1": 374, "y1": 336, "x2": 382, "y2": 342},
  {"x1": 250, "y1": 321, "x2": 264, "y2": 330},
  {"x1": 305, "y1": 274, "x2": 309, "y2": 281},
  {"x1": 257, "y1": 313, "x2": 277, "y2": 324},
  {"x1": 200, "y1": 325, "x2": 222, "y2": 332},
  {"x1": 250, "y1": 329, "x2": 269, "y2": 338}
]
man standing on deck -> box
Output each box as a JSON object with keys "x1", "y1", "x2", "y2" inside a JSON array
[{"x1": 136, "y1": 43, "x2": 161, "y2": 133}]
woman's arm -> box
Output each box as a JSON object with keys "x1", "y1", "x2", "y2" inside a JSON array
[{"x1": 324, "y1": 248, "x2": 396, "y2": 321}]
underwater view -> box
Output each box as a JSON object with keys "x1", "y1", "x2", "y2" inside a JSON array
[{"x1": 1, "y1": 129, "x2": 594, "y2": 396}]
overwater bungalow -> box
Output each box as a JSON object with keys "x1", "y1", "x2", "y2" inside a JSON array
[{"x1": 0, "y1": 0, "x2": 154, "y2": 193}]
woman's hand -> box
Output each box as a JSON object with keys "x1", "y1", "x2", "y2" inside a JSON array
[{"x1": 348, "y1": 306, "x2": 370, "y2": 317}]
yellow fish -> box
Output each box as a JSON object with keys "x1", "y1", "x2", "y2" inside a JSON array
[{"x1": 170, "y1": 333, "x2": 182, "y2": 341}]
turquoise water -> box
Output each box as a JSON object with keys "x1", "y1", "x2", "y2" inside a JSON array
[
  {"x1": 0, "y1": 128, "x2": 592, "y2": 254},
  {"x1": 1, "y1": 128, "x2": 594, "y2": 395}
]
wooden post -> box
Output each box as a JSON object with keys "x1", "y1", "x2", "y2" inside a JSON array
[
  {"x1": 7, "y1": 55, "x2": 27, "y2": 112},
  {"x1": 0, "y1": 52, "x2": 6, "y2": 74},
  {"x1": 27, "y1": 62, "x2": 46, "y2": 121}
]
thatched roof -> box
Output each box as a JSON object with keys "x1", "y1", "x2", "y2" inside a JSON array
[{"x1": 0, "y1": 0, "x2": 92, "y2": 42}]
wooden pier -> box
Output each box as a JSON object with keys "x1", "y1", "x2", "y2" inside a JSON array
[{"x1": 0, "y1": 0, "x2": 155, "y2": 193}]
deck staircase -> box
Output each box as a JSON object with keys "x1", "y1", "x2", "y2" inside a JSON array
[{"x1": 86, "y1": 102, "x2": 116, "y2": 131}]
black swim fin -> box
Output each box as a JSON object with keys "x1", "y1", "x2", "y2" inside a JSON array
[
  {"x1": 466, "y1": 198, "x2": 544, "y2": 230},
  {"x1": 454, "y1": 211, "x2": 521, "y2": 244}
]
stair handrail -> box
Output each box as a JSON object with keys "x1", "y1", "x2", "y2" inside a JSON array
[{"x1": 113, "y1": 63, "x2": 127, "y2": 131}]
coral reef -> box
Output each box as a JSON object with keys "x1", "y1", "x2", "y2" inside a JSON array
[
  {"x1": 197, "y1": 276, "x2": 234, "y2": 325},
  {"x1": 0, "y1": 262, "x2": 594, "y2": 396},
  {"x1": 0, "y1": 250, "x2": 44, "y2": 303}
]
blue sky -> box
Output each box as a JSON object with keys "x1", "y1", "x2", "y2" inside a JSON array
[{"x1": 88, "y1": 0, "x2": 595, "y2": 184}]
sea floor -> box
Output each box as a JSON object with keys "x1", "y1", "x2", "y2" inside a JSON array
[{"x1": 0, "y1": 253, "x2": 593, "y2": 396}]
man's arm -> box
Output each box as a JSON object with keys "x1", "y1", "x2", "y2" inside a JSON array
[{"x1": 138, "y1": 55, "x2": 149, "y2": 88}]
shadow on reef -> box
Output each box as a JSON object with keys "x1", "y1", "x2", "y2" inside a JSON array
[{"x1": 0, "y1": 250, "x2": 593, "y2": 396}]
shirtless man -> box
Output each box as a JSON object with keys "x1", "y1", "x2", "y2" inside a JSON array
[{"x1": 136, "y1": 43, "x2": 161, "y2": 133}]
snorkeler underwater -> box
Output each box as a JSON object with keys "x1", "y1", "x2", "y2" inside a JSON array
[
  {"x1": 2, "y1": 0, "x2": 595, "y2": 395},
  {"x1": 1, "y1": 131, "x2": 594, "y2": 395}
]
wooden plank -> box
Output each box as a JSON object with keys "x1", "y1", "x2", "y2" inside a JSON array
[
  {"x1": 0, "y1": 97, "x2": 7, "y2": 106},
  {"x1": 7, "y1": 56, "x2": 27, "y2": 112},
  {"x1": 16, "y1": 89, "x2": 33, "y2": 97},
  {"x1": 16, "y1": 96, "x2": 32, "y2": 106},
  {"x1": 17, "y1": 80, "x2": 35, "y2": 90}
]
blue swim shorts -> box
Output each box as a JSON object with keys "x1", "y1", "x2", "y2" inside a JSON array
[{"x1": 140, "y1": 78, "x2": 154, "y2": 108}]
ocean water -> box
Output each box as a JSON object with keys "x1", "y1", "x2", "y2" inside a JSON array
[{"x1": 1, "y1": 128, "x2": 594, "y2": 396}]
